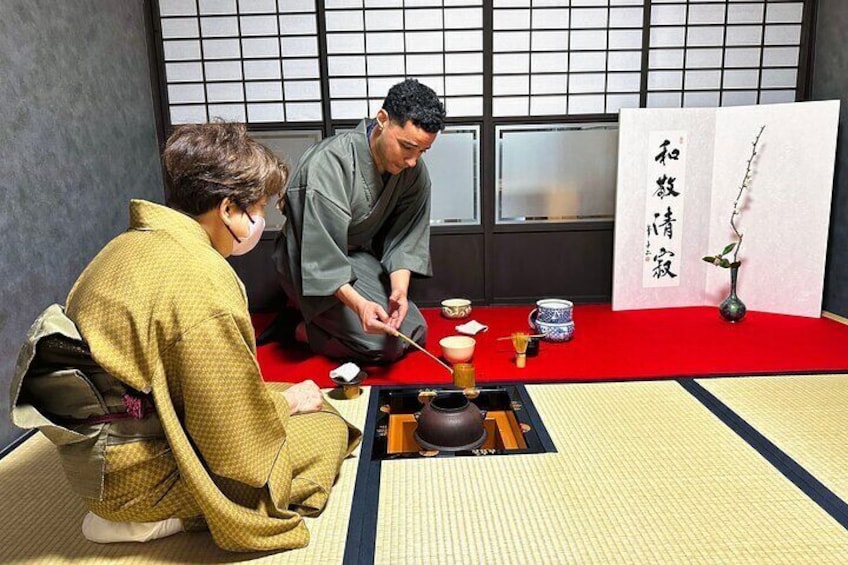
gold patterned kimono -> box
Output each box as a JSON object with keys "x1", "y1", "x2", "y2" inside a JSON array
[{"x1": 10, "y1": 200, "x2": 361, "y2": 552}]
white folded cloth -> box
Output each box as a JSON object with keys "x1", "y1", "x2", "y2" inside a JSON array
[
  {"x1": 82, "y1": 512, "x2": 183, "y2": 544},
  {"x1": 455, "y1": 320, "x2": 489, "y2": 336},
  {"x1": 330, "y1": 362, "x2": 362, "y2": 382}
]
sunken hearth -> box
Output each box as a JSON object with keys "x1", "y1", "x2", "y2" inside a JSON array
[{"x1": 371, "y1": 385, "x2": 552, "y2": 461}]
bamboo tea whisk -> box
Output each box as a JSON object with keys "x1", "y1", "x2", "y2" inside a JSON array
[{"x1": 512, "y1": 332, "x2": 530, "y2": 369}]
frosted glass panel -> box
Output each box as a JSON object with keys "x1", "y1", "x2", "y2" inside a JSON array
[
  {"x1": 496, "y1": 124, "x2": 619, "y2": 223},
  {"x1": 426, "y1": 126, "x2": 480, "y2": 225},
  {"x1": 248, "y1": 130, "x2": 323, "y2": 231}
]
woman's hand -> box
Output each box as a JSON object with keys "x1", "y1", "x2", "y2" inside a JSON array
[{"x1": 283, "y1": 380, "x2": 324, "y2": 415}]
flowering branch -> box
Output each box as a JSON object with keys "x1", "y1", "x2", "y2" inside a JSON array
[{"x1": 703, "y1": 125, "x2": 765, "y2": 269}]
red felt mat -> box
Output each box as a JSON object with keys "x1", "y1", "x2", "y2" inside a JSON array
[{"x1": 254, "y1": 304, "x2": 848, "y2": 389}]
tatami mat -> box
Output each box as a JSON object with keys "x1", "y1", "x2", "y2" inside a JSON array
[
  {"x1": 0, "y1": 387, "x2": 370, "y2": 565},
  {"x1": 698, "y1": 374, "x2": 848, "y2": 504},
  {"x1": 374, "y1": 380, "x2": 848, "y2": 564}
]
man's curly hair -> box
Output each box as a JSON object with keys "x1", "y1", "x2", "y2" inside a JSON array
[{"x1": 382, "y1": 78, "x2": 446, "y2": 134}]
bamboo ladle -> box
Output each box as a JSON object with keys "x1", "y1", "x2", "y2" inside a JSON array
[{"x1": 391, "y1": 329, "x2": 454, "y2": 375}]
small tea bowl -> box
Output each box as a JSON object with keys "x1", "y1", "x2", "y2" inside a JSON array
[
  {"x1": 441, "y1": 298, "x2": 472, "y2": 319},
  {"x1": 439, "y1": 335, "x2": 476, "y2": 364}
]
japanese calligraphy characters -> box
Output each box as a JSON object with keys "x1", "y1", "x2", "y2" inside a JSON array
[{"x1": 644, "y1": 131, "x2": 687, "y2": 287}]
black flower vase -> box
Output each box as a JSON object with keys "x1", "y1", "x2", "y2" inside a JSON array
[{"x1": 719, "y1": 265, "x2": 746, "y2": 322}]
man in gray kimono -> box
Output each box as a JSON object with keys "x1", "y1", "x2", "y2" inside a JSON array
[{"x1": 265, "y1": 78, "x2": 446, "y2": 363}]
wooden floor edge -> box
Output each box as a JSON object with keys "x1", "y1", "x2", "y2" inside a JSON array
[{"x1": 823, "y1": 310, "x2": 848, "y2": 326}]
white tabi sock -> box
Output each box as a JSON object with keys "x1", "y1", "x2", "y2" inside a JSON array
[{"x1": 82, "y1": 511, "x2": 184, "y2": 544}]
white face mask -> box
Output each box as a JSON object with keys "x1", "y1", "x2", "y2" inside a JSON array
[{"x1": 228, "y1": 212, "x2": 265, "y2": 256}]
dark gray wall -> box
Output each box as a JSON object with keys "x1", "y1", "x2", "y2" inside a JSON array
[
  {"x1": 812, "y1": 0, "x2": 848, "y2": 317},
  {"x1": 0, "y1": 1, "x2": 163, "y2": 450}
]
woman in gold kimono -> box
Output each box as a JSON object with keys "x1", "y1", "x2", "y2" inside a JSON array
[{"x1": 10, "y1": 123, "x2": 361, "y2": 551}]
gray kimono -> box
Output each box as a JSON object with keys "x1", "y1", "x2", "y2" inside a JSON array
[{"x1": 273, "y1": 119, "x2": 433, "y2": 362}]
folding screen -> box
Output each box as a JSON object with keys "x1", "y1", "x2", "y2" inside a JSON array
[{"x1": 613, "y1": 100, "x2": 839, "y2": 317}]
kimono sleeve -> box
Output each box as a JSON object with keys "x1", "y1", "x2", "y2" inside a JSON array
[
  {"x1": 288, "y1": 154, "x2": 357, "y2": 297},
  {"x1": 378, "y1": 161, "x2": 433, "y2": 277},
  {"x1": 299, "y1": 189, "x2": 355, "y2": 296},
  {"x1": 168, "y1": 312, "x2": 289, "y2": 488}
]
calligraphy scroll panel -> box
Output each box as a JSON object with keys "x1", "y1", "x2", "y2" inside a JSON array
[{"x1": 643, "y1": 131, "x2": 687, "y2": 287}]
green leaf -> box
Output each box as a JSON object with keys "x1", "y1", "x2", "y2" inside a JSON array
[
  {"x1": 722, "y1": 243, "x2": 736, "y2": 255},
  {"x1": 719, "y1": 258, "x2": 731, "y2": 268},
  {"x1": 702, "y1": 256, "x2": 716, "y2": 263}
]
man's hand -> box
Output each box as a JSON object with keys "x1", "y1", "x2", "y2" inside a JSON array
[
  {"x1": 355, "y1": 299, "x2": 395, "y2": 335},
  {"x1": 335, "y1": 283, "x2": 395, "y2": 335},
  {"x1": 387, "y1": 288, "x2": 408, "y2": 330},
  {"x1": 283, "y1": 380, "x2": 324, "y2": 415},
  {"x1": 388, "y1": 269, "x2": 411, "y2": 331}
]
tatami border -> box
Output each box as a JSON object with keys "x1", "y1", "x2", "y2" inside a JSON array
[
  {"x1": 679, "y1": 378, "x2": 848, "y2": 529},
  {"x1": 343, "y1": 389, "x2": 381, "y2": 565},
  {"x1": 0, "y1": 430, "x2": 34, "y2": 462},
  {"x1": 341, "y1": 383, "x2": 554, "y2": 565}
]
